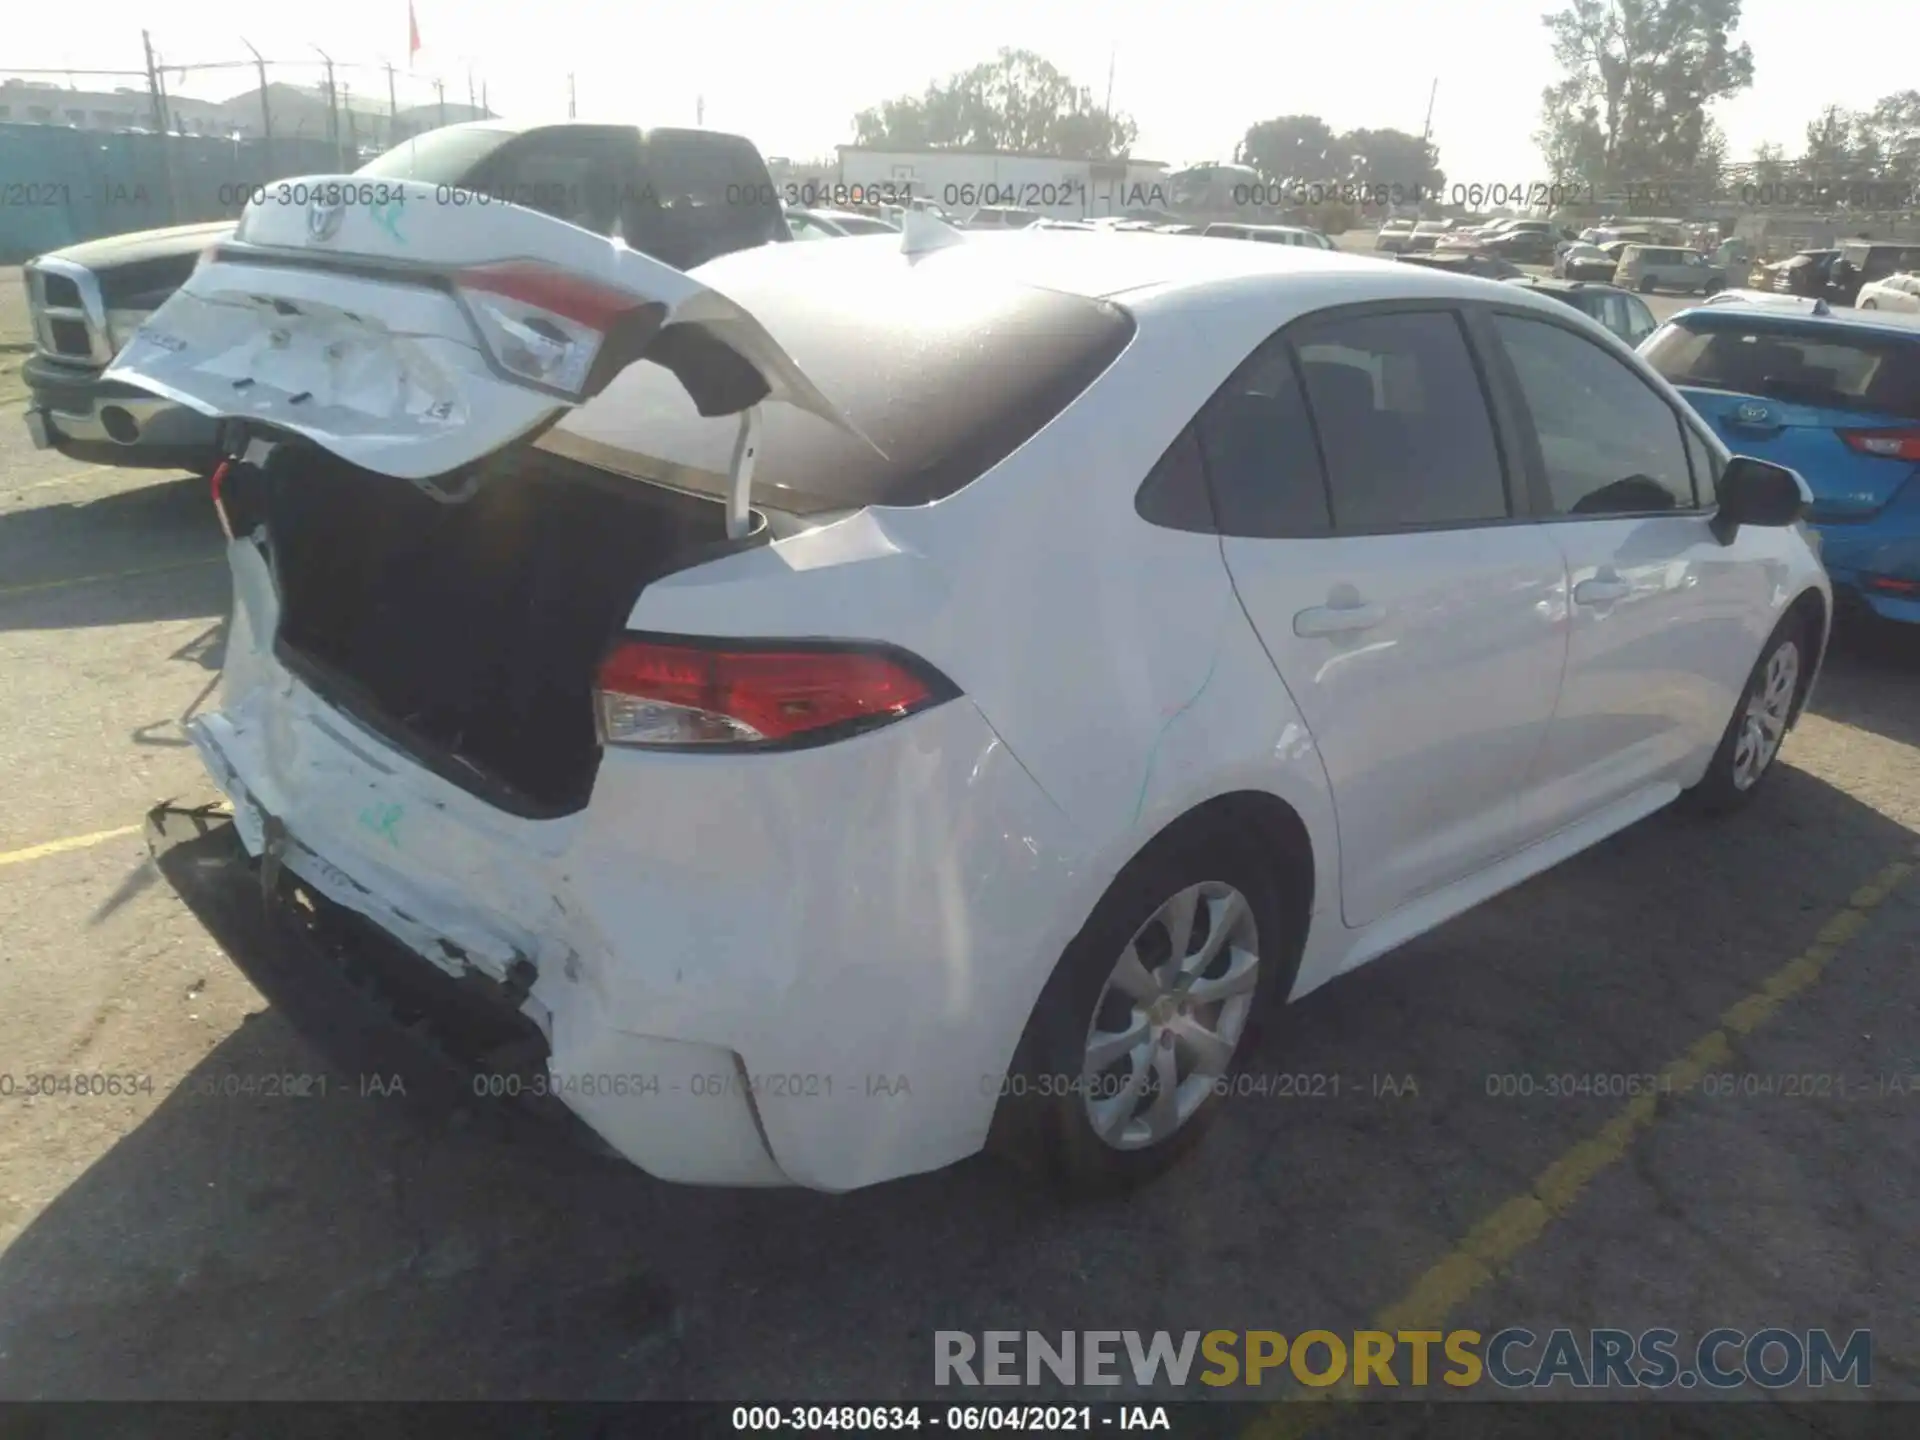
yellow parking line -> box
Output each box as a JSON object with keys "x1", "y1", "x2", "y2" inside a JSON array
[
  {"x1": 0, "y1": 823, "x2": 141, "y2": 869},
  {"x1": 1242, "y1": 845, "x2": 1918, "y2": 1439},
  {"x1": 0, "y1": 555, "x2": 220, "y2": 600}
]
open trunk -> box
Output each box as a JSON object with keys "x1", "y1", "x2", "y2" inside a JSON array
[{"x1": 225, "y1": 442, "x2": 757, "y2": 818}]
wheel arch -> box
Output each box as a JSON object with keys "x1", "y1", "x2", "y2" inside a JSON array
[
  {"x1": 1783, "y1": 585, "x2": 1829, "y2": 728},
  {"x1": 1091, "y1": 788, "x2": 1317, "y2": 995}
]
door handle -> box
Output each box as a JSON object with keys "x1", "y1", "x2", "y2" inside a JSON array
[
  {"x1": 1573, "y1": 577, "x2": 1631, "y2": 605},
  {"x1": 1293, "y1": 602, "x2": 1386, "y2": 637}
]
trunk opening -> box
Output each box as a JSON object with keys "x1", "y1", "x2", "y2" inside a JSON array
[{"x1": 226, "y1": 442, "x2": 762, "y2": 818}]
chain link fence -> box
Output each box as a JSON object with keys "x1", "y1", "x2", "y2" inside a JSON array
[{"x1": 1, "y1": 38, "x2": 543, "y2": 258}]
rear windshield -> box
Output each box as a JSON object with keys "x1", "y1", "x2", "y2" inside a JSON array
[
  {"x1": 1642, "y1": 315, "x2": 1920, "y2": 419},
  {"x1": 541, "y1": 255, "x2": 1138, "y2": 514}
]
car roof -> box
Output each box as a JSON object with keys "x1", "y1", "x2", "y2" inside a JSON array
[
  {"x1": 1505, "y1": 276, "x2": 1628, "y2": 296},
  {"x1": 804, "y1": 207, "x2": 888, "y2": 225},
  {"x1": 1666, "y1": 300, "x2": 1920, "y2": 338},
  {"x1": 691, "y1": 228, "x2": 1593, "y2": 323}
]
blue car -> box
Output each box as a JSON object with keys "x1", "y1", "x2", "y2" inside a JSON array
[{"x1": 1641, "y1": 302, "x2": 1920, "y2": 624}]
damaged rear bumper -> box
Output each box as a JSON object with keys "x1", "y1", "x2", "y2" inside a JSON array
[{"x1": 147, "y1": 799, "x2": 792, "y2": 1186}]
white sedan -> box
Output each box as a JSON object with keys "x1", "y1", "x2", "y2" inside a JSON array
[
  {"x1": 1855, "y1": 272, "x2": 1920, "y2": 312},
  {"x1": 111, "y1": 191, "x2": 1829, "y2": 1195}
]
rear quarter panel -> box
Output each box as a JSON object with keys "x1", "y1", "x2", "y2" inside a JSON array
[{"x1": 628, "y1": 289, "x2": 1347, "y2": 1004}]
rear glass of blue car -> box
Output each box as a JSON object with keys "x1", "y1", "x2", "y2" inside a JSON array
[{"x1": 1643, "y1": 313, "x2": 1920, "y2": 419}]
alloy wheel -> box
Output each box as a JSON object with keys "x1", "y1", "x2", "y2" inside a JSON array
[
  {"x1": 1732, "y1": 640, "x2": 1800, "y2": 790},
  {"x1": 1081, "y1": 881, "x2": 1260, "y2": 1151}
]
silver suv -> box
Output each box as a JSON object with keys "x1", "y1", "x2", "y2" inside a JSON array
[{"x1": 1615, "y1": 244, "x2": 1727, "y2": 295}]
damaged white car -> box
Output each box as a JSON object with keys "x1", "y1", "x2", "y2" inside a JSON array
[{"x1": 120, "y1": 181, "x2": 1829, "y2": 1195}]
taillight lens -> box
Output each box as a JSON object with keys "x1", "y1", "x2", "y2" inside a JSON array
[
  {"x1": 1837, "y1": 427, "x2": 1920, "y2": 462},
  {"x1": 595, "y1": 636, "x2": 958, "y2": 749},
  {"x1": 454, "y1": 262, "x2": 654, "y2": 399}
]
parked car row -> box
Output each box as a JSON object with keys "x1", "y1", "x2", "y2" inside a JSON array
[{"x1": 1757, "y1": 241, "x2": 1920, "y2": 308}]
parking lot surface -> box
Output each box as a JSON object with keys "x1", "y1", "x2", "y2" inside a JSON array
[{"x1": 1, "y1": 302, "x2": 1917, "y2": 1408}]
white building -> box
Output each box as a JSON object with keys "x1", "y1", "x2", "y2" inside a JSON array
[{"x1": 835, "y1": 146, "x2": 1171, "y2": 220}]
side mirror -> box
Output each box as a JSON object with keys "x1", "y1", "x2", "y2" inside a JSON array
[{"x1": 1710, "y1": 456, "x2": 1809, "y2": 544}]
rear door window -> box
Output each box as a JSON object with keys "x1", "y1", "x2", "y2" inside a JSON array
[
  {"x1": 1190, "y1": 338, "x2": 1333, "y2": 536},
  {"x1": 1292, "y1": 309, "x2": 1511, "y2": 530}
]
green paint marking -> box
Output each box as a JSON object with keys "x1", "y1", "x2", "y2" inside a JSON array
[
  {"x1": 358, "y1": 801, "x2": 403, "y2": 848},
  {"x1": 369, "y1": 197, "x2": 406, "y2": 244}
]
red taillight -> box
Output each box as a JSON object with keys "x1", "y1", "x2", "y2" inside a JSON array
[
  {"x1": 594, "y1": 637, "x2": 956, "y2": 749},
  {"x1": 208, "y1": 458, "x2": 233, "y2": 541},
  {"x1": 1865, "y1": 575, "x2": 1920, "y2": 595},
  {"x1": 453, "y1": 262, "x2": 661, "y2": 398},
  {"x1": 455, "y1": 262, "x2": 645, "y2": 330},
  {"x1": 1837, "y1": 427, "x2": 1920, "y2": 462}
]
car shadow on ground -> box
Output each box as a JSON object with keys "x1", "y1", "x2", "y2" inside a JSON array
[
  {"x1": 0, "y1": 474, "x2": 226, "y2": 634},
  {"x1": 1811, "y1": 615, "x2": 1920, "y2": 752},
  {"x1": 1, "y1": 754, "x2": 1915, "y2": 1402}
]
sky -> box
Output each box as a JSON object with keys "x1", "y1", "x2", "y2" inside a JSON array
[{"x1": 8, "y1": 0, "x2": 1912, "y2": 180}]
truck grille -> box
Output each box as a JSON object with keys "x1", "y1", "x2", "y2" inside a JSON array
[
  {"x1": 41, "y1": 273, "x2": 84, "y2": 310},
  {"x1": 49, "y1": 319, "x2": 91, "y2": 355},
  {"x1": 25, "y1": 260, "x2": 108, "y2": 365}
]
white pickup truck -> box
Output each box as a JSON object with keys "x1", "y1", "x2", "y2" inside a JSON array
[{"x1": 22, "y1": 119, "x2": 791, "y2": 473}]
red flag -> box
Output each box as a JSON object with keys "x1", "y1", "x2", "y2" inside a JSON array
[{"x1": 409, "y1": 2, "x2": 422, "y2": 62}]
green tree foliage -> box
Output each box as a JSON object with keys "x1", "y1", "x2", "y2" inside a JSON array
[
  {"x1": 1236, "y1": 116, "x2": 1340, "y2": 181},
  {"x1": 851, "y1": 50, "x2": 1137, "y2": 160},
  {"x1": 1236, "y1": 117, "x2": 1442, "y2": 193},
  {"x1": 1533, "y1": 0, "x2": 1755, "y2": 184}
]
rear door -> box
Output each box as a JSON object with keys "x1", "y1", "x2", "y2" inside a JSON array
[
  {"x1": 1206, "y1": 303, "x2": 1570, "y2": 927},
  {"x1": 1479, "y1": 305, "x2": 1771, "y2": 825},
  {"x1": 103, "y1": 175, "x2": 864, "y2": 483}
]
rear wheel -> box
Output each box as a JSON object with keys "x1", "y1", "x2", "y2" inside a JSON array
[
  {"x1": 1684, "y1": 614, "x2": 1808, "y2": 816},
  {"x1": 1639, "y1": 276, "x2": 1657, "y2": 293},
  {"x1": 990, "y1": 827, "x2": 1296, "y2": 1196},
  {"x1": 1861, "y1": 299, "x2": 1878, "y2": 310}
]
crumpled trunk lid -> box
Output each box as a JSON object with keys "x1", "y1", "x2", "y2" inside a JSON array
[{"x1": 103, "y1": 174, "x2": 867, "y2": 483}]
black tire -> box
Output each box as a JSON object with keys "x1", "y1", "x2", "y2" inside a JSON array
[
  {"x1": 988, "y1": 823, "x2": 1299, "y2": 1197},
  {"x1": 1683, "y1": 613, "x2": 1810, "y2": 816},
  {"x1": 1639, "y1": 276, "x2": 1657, "y2": 293},
  {"x1": 1704, "y1": 279, "x2": 1724, "y2": 295},
  {"x1": 1861, "y1": 299, "x2": 1878, "y2": 310}
]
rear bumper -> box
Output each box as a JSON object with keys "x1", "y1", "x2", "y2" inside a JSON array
[
  {"x1": 145, "y1": 802, "x2": 611, "y2": 1158},
  {"x1": 1816, "y1": 500, "x2": 1920, "y2": 626},
  {"x1": 22, "y1": 351, "x2": 220, "y2": 469}
]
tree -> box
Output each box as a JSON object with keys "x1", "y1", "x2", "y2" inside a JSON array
[
  {"x1": 1535, "y1": 0, "x2": 1755, "y2": 185},
  {"x1": 1343, "y1": 127, "x2": 1444, "y2": 194},
  {"x1": 1234, "y1": 116, "x2": 1442, "y2": 195},
  {"x1": 1236, "y1": 115, "x2": 1340, "y2": 182},
  {"x1": 1801, "y1": 104, "x2": 1852, "y2": 177},
  {"x1": 851, "y1": 49, "x2": 1136, "y2": 159},
  {"x1": 1855, "y1": 90, "x2": 1920, "y2": 188}
]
